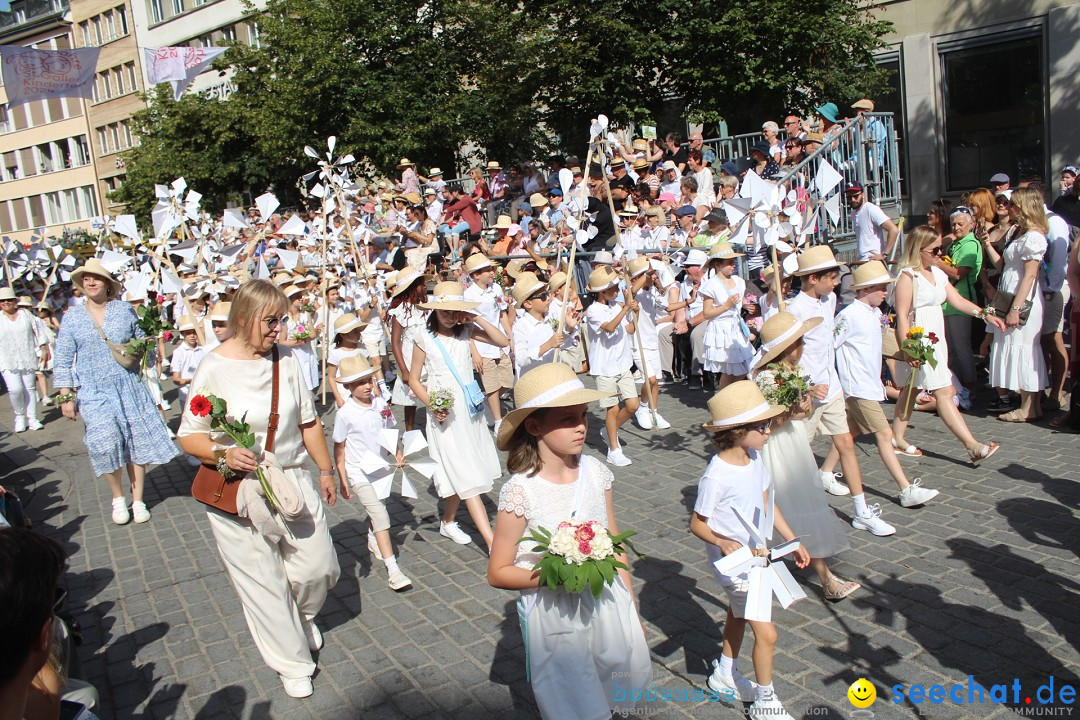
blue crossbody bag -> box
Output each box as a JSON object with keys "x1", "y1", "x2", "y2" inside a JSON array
[{"x1": 431, "y1": 335, "x2": 486, "y2": 417}]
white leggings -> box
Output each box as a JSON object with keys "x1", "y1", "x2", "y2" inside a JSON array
[{"x1": 1, "y1": 369, "x2": 37, "y2": 421}]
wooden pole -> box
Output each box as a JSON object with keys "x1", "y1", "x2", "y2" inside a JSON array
[
  {"x1": 318, "y1": 204, "x2": 331, "y2": 404},
  {"x1": 553, "y1": 139, "x2": 596, "y2": 363},
  {"x1": 177, "y1": 223, "x2": 207, "y2": 346}
]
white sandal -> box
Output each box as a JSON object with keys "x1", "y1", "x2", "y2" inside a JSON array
[{"x1": 891, "y1": 438, "x2": 923, "y2": 457}]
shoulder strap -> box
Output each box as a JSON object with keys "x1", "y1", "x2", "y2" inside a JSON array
[
  {"x1": 265, "y1": 346, "x2": 281, "y2": 453},
  {"x1": 431, "y1": 334, "x2": 472, "y2": 395}
]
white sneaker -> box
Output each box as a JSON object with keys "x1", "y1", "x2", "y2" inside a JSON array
[
  {"x1": 41, "y1": 396, "x2": 53, "y2": 406},
  {"x1": 439, "y1": 521, "x2": 473, "y2": 545},
  {"x1": 606, "y1": 447, "x2": 632, "y2": 467},
  {"x1": 387, "y1": 569, "x2": 412, "y2": 591},
  {"x1": 706, "y1": 660, "x2": 757, "y2": 701},
  {"x1": 160, "y1": 399, "x2": 172, "y2": 411},
  {"x1": 279, "y1": 675, "x2": 313, "y2": 698},
  {"x1": 13, "y1": 415, "x2": 26, "y2": 433},
  {"x1": 111, "y1": 497, "x2": 130, "y2": 525},
  {"x1": 852, "y1": 503, "x2": 896, "y2": 536},
  {"x1": 820, "y1": 470, "x2": 850, "y2": 496},
  {"x1": 653, "y1": 412, "x2": 671, "y2": 430},
  {"x1": 634, "y1": 406, "x2": 652, "y2": 430},
  {"x1": 27, "y1": 419, "x2": 44, "y2": 431},
  {"x1": 131, "y1": 501, "x2": 151, "y2": 524},
  {"x1": 749, "y1": 695, "x2": 795, "y2": 720},
  {"x1": 303, "y1": 621, "x2": 323, "y2": 651},
  {"x1": 899, "y1": 479, "x2": 940, "y2": 508},
  {"x1": 600, "y1": 426, "x2": 622, "y2": 447}
]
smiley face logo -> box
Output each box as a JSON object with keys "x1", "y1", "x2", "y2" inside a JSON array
[{"x1": 848, "y1": 678, "x2": 877, "y2": 708}]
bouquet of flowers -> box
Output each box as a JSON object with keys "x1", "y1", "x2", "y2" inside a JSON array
[
  {"x1": 299, "y1": 301, "x2": 315, "y2": 313},
  {"x1": 427, "y1": 388, "x2": 455, "y2": 413},
  {"x1": 754, "y1": 363, "x2": 813, "y2": 409},
  {"x1": 898, "y1": 326, "x2": 939, "y2": 419},
  {"x1": 189, "y1": 389, "x2": 280, "y2": 510},
  {"x1": 521, "y1": 519, "x2": 643, "y2": 598},
  {"x1": 940, "y1": 254, "x2": 957, "y2": 268},
  {"x1": 380, "y1": 406, "x2": 394, "y2": 421},
  {"x1": 289, "y1": 324, "x2": 312, "y2": 342},
  {"x1": 126, "y1": 295, "x2": 174, "y2": 374}
]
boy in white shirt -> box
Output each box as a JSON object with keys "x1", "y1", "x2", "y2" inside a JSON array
[
  {"x1": 828, "y1": 262, "x2": 940, "y2": 508},
  {"x1": 585, "y1": 266, "x2": 639, "y2": 467},
  {"x1": 510, "y1": 272, "x2": 578, "y2": 378},
  {"x1": 628, "y1": 258, "x2": 672, "y2": 430},
  {"x1": 786, "y1": 247, "x2": 895, "y2": 536},
  {"x1": 462, "y1": 254, "x2": 514, "y2": 430},
  {"x1": 333, "y1": 355, "x2": 412, "y2": 591},
  {"x1": 170, "y1": 315, "x2": 208, "y2": 411}
]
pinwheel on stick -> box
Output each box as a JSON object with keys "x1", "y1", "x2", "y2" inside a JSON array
[{"x1": 356, "y1": 429, "x2": 438, "y2": 501}]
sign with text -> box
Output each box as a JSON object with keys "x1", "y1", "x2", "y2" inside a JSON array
[{"x1": 0, "y1": 46, "x2": 100, "y2": 105}]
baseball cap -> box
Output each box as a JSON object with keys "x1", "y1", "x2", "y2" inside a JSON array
[
  {"x1": 548, "y1": 187, "x2": 564, "y2": 197},
  {"x1": 1061, "y1": 166, "x2": 1078, "y2": 177},
  {"x1": 846, "y1": 183, "x2": 864, "y2": 195},
  {"x1": 674, "y1": 205, "x2": 697, "y2": 217}
]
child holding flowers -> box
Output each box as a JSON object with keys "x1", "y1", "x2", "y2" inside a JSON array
[
  {"x1": 408, "y1": 282, "x2": 508, "y2": 550},
  {"x1": 280, "y1": 285, "x2": 319, "y2": 392},
  {"x1": 691, "y1": 381, "x2": 809, "y2": 720},
  {"x1": 488, "y1": 362, "x2": 650, "y2": 720}
]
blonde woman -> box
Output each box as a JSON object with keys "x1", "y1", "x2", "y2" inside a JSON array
[{"x1": 981, "y1": 187, "x2": 1050, "y2": 422}]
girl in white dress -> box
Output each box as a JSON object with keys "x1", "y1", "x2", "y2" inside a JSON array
[
  {"x1": 488, "y1": 362, "x2": 650, "y2": 720},
  {"x1": 981, "y1": 187, "x2": 1050, "y2": 422},
  {"x1": 387, "y1": 267, "x2": 430, "y2": 430},
  {"x1": 891, "y1": 226, "x2": 1007, "y2": 464},
  {"x1": 408, "y1": 282, "x2": 508, "y2": 550},
  {"x1": 281, "y1": 285, "x2": 319, "y2": 392},
  {"x1": 700, "y1": 243, "x2": 754, "y2": 388}
]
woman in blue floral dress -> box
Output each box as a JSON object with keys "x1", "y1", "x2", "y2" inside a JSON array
[{"x1": 54, "y1": 259, "x2": 177, "y2": 525}]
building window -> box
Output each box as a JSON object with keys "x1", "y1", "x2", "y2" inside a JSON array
[
  {"x1": 0, "y1": 104, "x2": 9, "y2": 135},
  {"x1": 126, "y1": 62, "x2": 137, "y2": 92},
  {"x1": 117, "y1": 5, "x2": 128, "y2": 34},
  {"x1": 246, "y1": 21, "x2": 260, "y2": 48},
  {"x1": 150, "y1": 0, "x2": 163, "y2": 23},
  {"x1": 79, "y1": 20, "x2": 91, "y2": 47},
  {"x1": 220, "y1": 25, "x2": 236, "y2": 43},
  {"x1": 172, "y1": 0, "x2": 184, "y2": 15},
  {"x1": 97, "y1": 127, "x2": 109, "y2": 155},
  {"x1": 92, "y1": 16, "x2": 103, "y2": 45},
  {"x1": 105, "y1": 11, "x2": 116, "y2": 41},
  {"x1": 940, "y1": 33, "x2": 1045, "y2": 191}
]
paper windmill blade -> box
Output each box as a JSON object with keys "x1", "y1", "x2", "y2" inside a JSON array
[{"x1": 357, "y1": 429, "x2": 437, "y2": 501}]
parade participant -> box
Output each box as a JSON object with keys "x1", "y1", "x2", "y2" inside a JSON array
[
  {"x1": 354, "y1": 273, "x2": 391, "y2": 391},
  {"x1": 333, "y1": 355, "x2": 412, "y2": 591},
  {"x1": 170, "y1": 316, "x2": 208, "y2": 411},
  {"x1": 787, "y1": 247, "x2": 896, "y2": 535},
  {"x1": 750, "y1": 314, "x2": 860, "y2": 602},
  {"x1": 33, "y1": 301, "x2": 58, "y2": 407},
  {"x1": 387, "y1": 267, "x2": 429, "y2": 431},
  {"x1": 209, "y1": 301, "x2": 233, "y2": 344},
  {"x1": 178, "y1": 279, "x2": 340, "y2": 699},
  {"x1": 849, "y1": 183, "x2": 899, "y2": 262},
  {"x1": 408, "y1": 282, "x2": 508, "y2": 550},
  {"x1": 700, "y1": 243, "x2": 753, "y2": 390},
  {"x1": 488, "y1": 362, "x2": 650, "y2": 720},
  {"x1": 54, "y1": 259, "x2": 177, "y2": 525},
  {"x1": 510, "y1": 272, "x2": 578, "y2": 378},
  {"x1": 327, "y1": 313, "x2": 367, "y2": 408},
  {"x1": 891, "y1": 227, "x2": 1006, "y2": 461},
  {"x1": 0, "y1": 287, "x2": 49, "y2": 432},
  {"x1": 546, "y1": 271, "x2": 586, "y2": 373},
  {"x1": 630, "y1": 258, "x2": 673, "y2": 429},
  {"x1": 462, "y1": 254, "x2": 514, "y2": 433},
  {"x1": 691, "y1": 381, "x2": 809, "y2": 720},
  {"x1": 279, "y1": 285, "x2": 320, "y2": 392},
  {"x1": 585, "y1": 266, "x2": 639, "y2": 467},
  {"x1": 679, "y1": 248, "x2": 709, "y2": 390}
]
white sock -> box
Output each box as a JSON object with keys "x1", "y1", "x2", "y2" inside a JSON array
[
  {"x1": 717, "y1": 654, "x2": 735, "y2": 675},
  {"x1": 757, "y1": 682, "x2": 775, "y2": 702},
  {"x1": 852, "y1": 493, "x2": 868, "y2": 517},
  {"x1": 382, "y1": 555, "x2": 399, "y2": 574}
]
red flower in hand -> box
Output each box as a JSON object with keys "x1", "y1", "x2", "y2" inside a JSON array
[
  {"x1": 189, "y1": 395, "x2": 212, "y2": 417},
  {"x1": 928, "y1": 332, "x2": 939, "y2": 344}
]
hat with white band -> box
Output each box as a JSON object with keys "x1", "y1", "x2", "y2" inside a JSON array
[
  {"x1": 419, "y1": 281, "x2": 480, "y2": 312},
  {"x1": 702, "y1": 380, "x2": 786, "y2": 432},
  {"x1": 464, "y1": 253, "x2": 495, "y2": 274},
  {"x1": 850, "y1": 260, "x2": 896, "y2": 289},
  {"x1": 390, "y1": 266, "x2": 423, "y2": 297},
  {"x1": 210, "y1": 301, "x2": 232, "y2": 322},
  {"x1": 338, "y1": 354, "x2": 376, "y2": 384},
  {"x1": 793, "y1": 245, "x2": 842, "y2": 276},
  {"x1": 496, "y1": 363, "x2": 611, "y2": 450},
  {"x1": 751, "y1": 311, "x2": 823, "y2": 372},
  {"x1": 333, "y1": 312, "x2": 367, "y2": 335}
]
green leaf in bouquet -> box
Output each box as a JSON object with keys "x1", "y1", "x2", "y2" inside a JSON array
[
  {"x1": 571, "y1": 563, "x2": 589, "y2": 593},
  {"x1": 137, "y1": 305, "x2": 147, "y2": 319},
  {"x1": 597, "y1": 559, "x2": 616, "y2": 584},
  {"x1": 558, "y1": 558, "x2": 575, "y2": 583},
  {"x1": 588, "y1": 563, "x2": 604, "y2": 598},
  {"x1": 611, "y1": 559, "x2": 629, "y2": 572},
  {"x1": 211, "y1": 397, "x2": 227, "y2": 416}
]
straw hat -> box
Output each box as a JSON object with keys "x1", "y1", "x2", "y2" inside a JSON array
[
  {"x1": 35, "y1": 301, "x2": 52, "y2": 312},
  {"x1": 272, "y1": 272, "x2": 293, "y2": 287},
  {"x1": 464, "y1": 253, "x2": 495, "y2": 274},
  {"x1": 632, "y1": 158, "x2": 649, "y2": 170},
  {"x1": 396, "y1": 158, "x2": 415, "y2": 168},
  {"x1": 390, "y1": 266, "x2": 424, "y2": 297},
  {"x1": 338, "y1": 354, "x2": 375, "y2": 384},
  {"x1": 628, "y1": 257, "x2": 650, "y2": 278},
  {"x1": 794, "y1": 245, "x2": 841, "y2": 276},
  {"x1": 17, "y1": 295, "x2": 32, "y2": 308},
  {"x1": 752, "y1": 312, "x2": 823, "y2": 371},
  {"x1": 587, "y1": 266, "x2": 620, "y2": 293},
  {"x1": 0, "y1": 287, "x2": 15, "y2": 301},
  {"x1": 419, "y1": 281, "x2": 480, "y2": 311},
  {"x1": 702, "y1": 380, "x2": 786, "y2": 432},
  {"x1": 632, "y1": 138, "x2": 649, "y2": 152},
  {"x1": 495, "y1": 363, "x2": 611, "y2": 450},
  {"x1": 177, "y1": 315, "x2": 197, "y2": 332},
  {"x1": 429, "y1": 167, "x2": 443, "y2": 176},
  {"x1": 609, "y1": 157, "x2": 626, "y2": 168},
  {"x1": 493, "y1": 215, "x2": 513, "y2": 230},
  {"x1": 511, "y1": 272, "x2": 547, "y2": 305},
  {"x1": 486, "y1": 161, "x2": 502, "y2": 171},
  {"x1": 334, "y1": 312, "x2": 366, "y2": 335},
  {"x1": 709, "y1": 242, "x2": 745, "y2": 260},
  {"x1": 619, "y1": 204, "x2": 639, "y2": 218},
  {"x1": 385, "y1": 271, "x2": 399, "y2": 290},
  {"x1": 850, "y1": 260, "x2": 896, "y2": 289},
  {"x1": 283, "y1": 284, "x2": 304, "y2": 298},
  {"x1": 548, "y1": 271, "x2": 568, "y2": 293},
  {"x1": 505, "y1": 259, "x2": 529, "y2": 279},
  {"x1": 852, "y1": 98, "x2": 875, "y2": 112},
  {"x1": 529, "y1": 193, "x2": 548, "y2": 208},
  {"x1": 592, "y1": 250, "x2": 614, "y2": 266},
  {"x1": 210, "y1": 301, "x2": 231, "y2": 322},
  {"x1": 70, "y1": 258, "x2": 122, "y2": 296}
]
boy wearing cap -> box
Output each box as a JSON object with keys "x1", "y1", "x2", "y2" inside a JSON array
[
  {"x1": 171, "y1": 315, "x2": 208, "y2": 413},
  {"x1": 787, "y1": 247, "x2": 896, "y2": 536},
  {"x1": 463, "y1": 254, "x2": 514, "y2": 429},
  {"x1": 827, "y1": 262, "x2": 940, "y2": 508},
  {"x1": 511, "y1": 272, "x2": 579, "y2": 378}
]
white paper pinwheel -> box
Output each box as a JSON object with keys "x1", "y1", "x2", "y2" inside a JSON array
[
  {"x1": 152, "y1": 177, "x2": 203, "y2": 242},
  {"x1": 357, "y1": 429, "x2": 437, "y2": 500},
  {"x1": 302, "y1": 135, "x2": 357, "y2": 213},
  {"x1": 711, "y1": 502, "x2": 806, "y2": 622},
  {"x1": 8, "y1": 243, "x2": 55, "y2": 282}
]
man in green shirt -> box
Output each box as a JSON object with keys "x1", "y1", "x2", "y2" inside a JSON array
[{"x1": 937, "y1": 207, "x2": 983, "y2": 406}]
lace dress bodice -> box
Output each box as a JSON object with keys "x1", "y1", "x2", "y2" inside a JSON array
[{"x1": 497, "y1": 455, "x2": 614, "y2": 570}]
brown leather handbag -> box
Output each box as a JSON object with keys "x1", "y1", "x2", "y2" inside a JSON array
[{"x1": 191, "y1": 347, "x2": 281, "y2": 514}]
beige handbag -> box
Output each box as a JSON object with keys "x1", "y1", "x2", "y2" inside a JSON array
[{"x1": 90, "y1": 313, "x2": 143, "y2": 372}]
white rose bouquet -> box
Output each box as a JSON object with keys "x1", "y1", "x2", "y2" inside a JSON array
[{"x1": 521, "y1": 519, "x2": 642, "y2": 598}]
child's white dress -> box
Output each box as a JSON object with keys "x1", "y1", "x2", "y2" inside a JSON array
[
  {"x1": 388, "y1": 304, "x2": 429, "y2": 406},
  {"x1": 699, "y1": 274, "x2": 753, "y2": 375},
  {"x1": 498, "y1": 455, "x2": 650, "y2": 720}
]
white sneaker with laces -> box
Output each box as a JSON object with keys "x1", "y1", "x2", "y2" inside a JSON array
[
  {"x1": 749, "y1": 695, "x2": 795, "y2": 720},
  {"x1": 606, "y1": 447, "x2": 632, "y2": 467},
  {"x1": 279, "y1": 675, "x2": 313, "y2": 698},
  {"x1": 387, "y1": 569, "x2": 412, "y2": 591},
  {"x1": 653, "y1": 412, "x2": 671, "y2": 430},
  {"x1": 600, "y1": 426, "x2": 622, "y2": 447},
  {"x1": 634, "y1": 406, "x2": 652, "y2": 430},
  {"x1": 41, "y1": 396, "x2": 53, "y2": 406},
  {"x1": 13, "y1": 415, "x2": 26, "y2": 433},
  {"x1": 111, "y1": 497, "x2": 130, "y2": 525},
  {"x1": 27, "y1": 419, "x2": 44, "y2": 431},
  {"x1": 439, "y1": 521, "x2": 473, "y2": 545},
  {"x1": 899, "y1": 479, "x2": 940, "y2": 508},
  {"x1": 303, "y1": 621, "x2": 323, "y2": 651},
  {"x1": 131, "y1": 501, "x2": 150, "y2": 524},
  {"x1": 820, "y1": 470, "x2": 850, "y2": 496},
  {"x1": 706, "y1": 660, "x2": 757, "y2": 701},
  {"x1": 160, "y1": 399, "x2": 171, "y2": 411},
  {"x1": 851, "y1": 503, "x2": 896, "y2": 536}
]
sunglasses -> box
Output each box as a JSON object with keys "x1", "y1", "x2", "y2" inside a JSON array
[
  {"x1": 922, "y1": 245, "x2": 944, "y2": 256},
  {"x1": 262, "y1": 316, "x2": 289, "y2": 330},
  {"x1": 529, "y1": 291, "x2": 550, "y2": 302},
  {"x1": 749, "y1": 420, "x2": 773, "y2": 433},
  {"x1": 952, "y1": 206, "x2": 973, "y2": 216}
]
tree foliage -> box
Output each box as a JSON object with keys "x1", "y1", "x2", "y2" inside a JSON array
[{"x1": 116, "y1": 0, "x2": 892, "y2": 213}]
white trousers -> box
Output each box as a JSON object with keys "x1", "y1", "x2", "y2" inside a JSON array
[
  {"x1": 1, "y1": 369, "x2": 38, "y2": 421},
  {"x1": 206, "y1": 467, "x2": 340, "y2": 679}
]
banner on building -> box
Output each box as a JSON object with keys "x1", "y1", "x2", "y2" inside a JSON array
[
  {"x1": 142, "y1": 46, "x2": 227, "y2": 101},
  {"x1": 0, "y1": 46, "x2": 101, "y2": 105}
]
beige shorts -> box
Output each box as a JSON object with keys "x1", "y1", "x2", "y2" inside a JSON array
[
  {"x1": 801, "y1": 394, "x2": 850, "y2": 438},
  {"x1": 480, "y1": 355, "x2": 514, "y2": 393},
  {"x1": 846, "y1": 397, "x2": 889, "y2": 435},
  {"x1": 363, "y1": 338, "x2": 386, "y2": 358},
  {"x1": 596, "y1": 370, "x2": 638, "y2": 408},
  {"x1": 1041, "y1": 285, "x2": 1071, "y2": 335},
  {"x1": 347, "y1": 479, "x2": 391, "y2": 533}
]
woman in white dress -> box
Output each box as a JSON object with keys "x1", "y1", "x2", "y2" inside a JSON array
[
  {"x1": 387, "y1": 267, "x2": 429, "y2": 430},
  {"x1": 699, "y1": 243, "x2": 754, "y2": 388},
  {"x1": 408, "y1": 282, "x2": 508, "y2": 550},
  {"x1": 981, "y1": 187, "x2": 1050, "y2": 422},
  {"x1": 0, "y1": 287, "x2": 49, "y2": 431},
  {"x1": 280, "y1": 285, "x2": 319, "y2": 392},
  {"x1": 891, "y1": 226, "x2": 1007, "y2": 464}
]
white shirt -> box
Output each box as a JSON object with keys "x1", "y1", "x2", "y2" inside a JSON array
[
  {"x1": 172, "y1": 343, "x2": 208, "y2": 382},
  {"x1": 853, "y1": 201, "x2": 891, "y2": 261},
  {"x1": 464, "y1": 282, "x2": 508, "y2": 359},
  {"x1": 786, "y1": 291, "x2": 842, "y2": 403},
  {"x1": 694, "y1": 452, "x2": 770, "y2": 586},
  {"x1": 353, "y1": 287, "x2": 385, "y2": 344},
  {"x1": 833, "y1": 299, "x2": 886, "y2": 401},
  {"x1": 680, "y1": 275, "x2": 704, "y2": 319},
  {"x1": 1045, "y1": 208, "x2": 1070, "y2": 292},
  {"x1": 636, "y1": 286, "x2": 668, "y2": 350},
  {"x1": 585, "y1": 301, "x2": 633, "y2": 376},
  {"x1": 332, "y1": 396, "x2": 394, "y2": 484},
  {"x1": 512, "y1": 312, "x2": 577, "y2": 378},
  {"x1": 425, "y1": 199, "x2": 444, "y2": 224}
]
